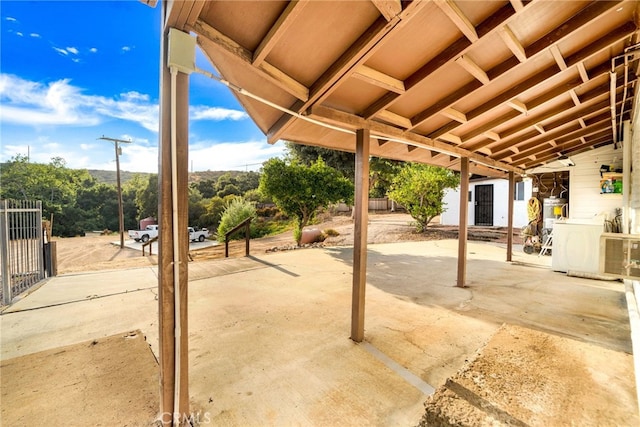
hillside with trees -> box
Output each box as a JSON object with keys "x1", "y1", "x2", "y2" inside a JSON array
[{"x1": 1, "y1": 144, "x2": 458, "y2": 238}]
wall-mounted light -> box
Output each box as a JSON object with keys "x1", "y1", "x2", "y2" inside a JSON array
[{"x1": 557, "y1": 155, "x2": 575, "y2": 167}]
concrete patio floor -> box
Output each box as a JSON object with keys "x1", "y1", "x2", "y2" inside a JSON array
[{"x1": 1, "y1": 239, "x2": 635, "y2": 425}]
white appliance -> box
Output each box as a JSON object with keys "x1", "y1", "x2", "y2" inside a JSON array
[{"x1": 552, "y1": 220, "x2": 604, "y2": 273}]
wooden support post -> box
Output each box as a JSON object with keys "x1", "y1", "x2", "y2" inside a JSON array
[
  {"x1": 457, "y1": 157, "x2": 469, "y2": 288},
  {"x1": 245, "y1": 221, "x2": 250, "y2": 256},
  {"x1": 351, "y1": 128, "x2": 370, "y2": 342},
  {"x1": 158, "y1": 15, "x2": 190, "y2": 424},
  {"x1": 507, "y1": 171, "x2": 514, "y2": 262}
]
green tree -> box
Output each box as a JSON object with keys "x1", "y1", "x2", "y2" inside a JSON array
[
  {"x1": 369, "y1": 157, "x2": 404, "y2": 198},
  {"x1": 216, "y1": 197, "x2": 256, "y2": 241},
  {"x1": 259, "y1": 157, "x2": 354, "y2": 245},
  {"x1": 128, "y1": 174, "x2": 158, "y2": 221},
  {"x1": 285, "y1": 142, "x2": 355, "y2": 181},
  {"x1": 0, "y1": 155, "x2": 96, "y2": 236},
  {"x1": 388, "y1": 164, "x2": 460, "y2": 232}
]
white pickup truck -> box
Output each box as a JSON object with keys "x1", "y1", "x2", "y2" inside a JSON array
[
  {"x1": 128, "y1": 224, "x2": 159, "y2": 243},
  {"x1": 188, "y1": 227, "x2": 210, "y2": 242}
]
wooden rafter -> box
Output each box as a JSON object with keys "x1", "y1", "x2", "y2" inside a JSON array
[
  {"x1": 549, "y1": 45, "x2": 567, "y2": 70},
  {"x1": 191, "y1": 20, "x2": 310, "y2": 101},
  {"x1": 253, "y1": 0, "x2": 308, "y2": 66},
  {"x1": 426, "y1": 64, "x2": 560, "y2": 136},
  {"x1": 268, "y1": 1, "x2": 429, "y2": 143},
  {"x1": 435, "y1": 0, "x2": 478, "y2": 42},
  {"x1": 370, "y1": 0, "x2": 402, "y2": 21},
  {"x1": 363, "y1": 3, "x2": 517, "y2": 119},
  {"x1": 507, "y1": 99, "x2": 528, "y2": 114},
  {"x1": 456, "y1": 55, "x2": 490, "y2": 84},
  {"x1": 352, "y1": 65, "x2": 405, "y2": 93},
  {"x1": 429, "y1": 28, "x2": 630, "y2": 140},
  {"x1": 509, "y1": 0, "x2": 525, "y2": 13},
  {"x1": 374, "y1": 109, "x2": 412, "y2": 128},
  {"x1": 441, "y1": 107, "x2": 467, "y2": 123},
  {"x1": 411, "y1": 1, "x2": 625, "y2": 132},
  {"x1": 499, "y1": 25, "x2": 527, "y2": 62},
  {"x1": 307, "y1": 104, "x2": 524, "y2": 173}
]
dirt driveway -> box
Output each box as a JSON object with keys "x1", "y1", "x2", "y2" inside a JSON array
[{"x1": 54, "y1": 213, "x2": 521, "y2": 274}]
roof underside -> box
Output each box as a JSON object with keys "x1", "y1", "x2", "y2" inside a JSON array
[{"x1": 167, "y1": 0, "x2": 640, "y2": 178}]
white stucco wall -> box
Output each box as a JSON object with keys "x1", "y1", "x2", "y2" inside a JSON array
[{"x1": 441, "y1": 178, "x2": 532, "y2": 227}]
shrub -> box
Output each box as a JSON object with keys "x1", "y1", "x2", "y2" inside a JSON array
[
  {"x1": 216, "y1": 197, "x2": 257, "y2": 241},
  {"x1": 323, "y1": 228, "x2": 340, "y2": 237}
]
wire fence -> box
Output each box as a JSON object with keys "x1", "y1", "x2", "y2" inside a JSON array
[{"x1": 1, "y1": 200, "x2": 45, "y2": 305}]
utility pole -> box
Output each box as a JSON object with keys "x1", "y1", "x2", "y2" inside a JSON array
[{"x1": 98, "y1": 136, "x2": 132, "y2": 249}]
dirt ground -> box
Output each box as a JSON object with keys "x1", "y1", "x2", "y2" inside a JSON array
[
  {"x1": 55, "y1": 213, "x2": 521, "y2": 274},
  {"x1": 5, "y1": 214, "x2": 635, "y2": 426}
]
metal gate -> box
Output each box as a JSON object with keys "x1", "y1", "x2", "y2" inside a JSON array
[
  {"x1": 474, "y1": 184, "x2": 494, "y2": 226},
  {"x1": 0, "y1": 200, "x2": 45, "y2": 305}
]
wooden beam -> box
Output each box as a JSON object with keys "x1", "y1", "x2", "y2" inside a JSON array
[
  {"x1": 413, "y1": 1, "x2": 624, "y2": 134},
  {"x1": 457, "y1": 157, "x2": 469, "y2": 288},
  {"x1": 569, "y1": 89, "x2": 581, "y2": 106},
  {"x1": 435, "y1": 0, "x2": 478, "y2": 42},
  {"x1": 578, "y1": 118, "x2": 587, "y2": 128},
  {"x1": 534, "y1": 124, "x2": 545, "y2": 134},
  {"x1": 577, "y1": 62, "x2": 590, "y2": 83},
  {"x1": 525, "y1": 1, "x2": 624, "y2": 58},
  {"x1": 509, "y1": 0, "x2": 524, "y2": 12},
  {"x1": 371, "y1": 0, "x2": 402, "y2": 21},
  {"x1": 442, "y1": 107, "x2": 467, "y2": 123},
  {"x1": 499, "y1": 25, "x2": 527, "y2": 62},
  {"x1": 351, "y1": 128, "x2": 370, "y2": 342},
  {"x1": 364, "y1": 3, "x2": 515, "y2": 119},
  {"x1": 308, "y1": 104, "x2": 525, "y2": 174},
  {"x1": 566, "y1": 20, "x2": 637, "y2": 68},
  {"x1": 353, "y1": 65, "x2": 405, "y2": 93},
  {"x1": 253, "y1": 0, "x2": 308, "y2": 66},
  {"x1": 550, "y1": 45, "x2": 568, "y2": 70},
  {"x1": 507, "y1": 99, "x2": 528, "y2": 114},
  {"x1": 507, "y1": 171, "x2": 514, "y2": 262},
  {"x1": 425, "y1": 64, "x2": 559, "y2": 136},
  {"x1": 438, "y1": 132, "x2": 462, "y2": 144},
  {"x1": 375, "y1": 109, "x2": 412, "y2": 128},
  {"x1": 508, "y1": 119, "x2": 610, "y2": 162},
  {"x1": 159, "y1": 11, "x2": 190, "y2": 423},
  {"x1": 456, "y1": 55, "x2": 490, "y2": 84},
  {"x1": 484, "y1": 131, "x2": 500, "y2": 141},
  {"x1": 192, "y1": 20, "x2": 309, "y2": 101},
  {"x1": 269, "y1": 13, "x2": 404, "y2": 142}
]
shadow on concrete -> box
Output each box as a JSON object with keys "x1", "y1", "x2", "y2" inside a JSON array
[
  {"x1": 247, "y1": 255, "x2": 300, "y2": 277},
  {"x1": 323, "y1": 244, "x2": 630, "y2": 353}
]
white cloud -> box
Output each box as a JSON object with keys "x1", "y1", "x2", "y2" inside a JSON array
[
  {"x1": 16, "y1": 32, "x2": 23, "y2": 37},
  {"x1": 30, "y1": 33, "x2": 40, "y2": 38},
  {"x1": 53, "y1": 47, "x2": 68, "y2": 56},
  {"x1": 188, "y1": 140, "x2": 285, "y2": 172},
  {"x1": 72, "y1": 58, "x2": 80, "y2": 63},
  {"x1": 0, "y1": 75, "x2": 100, "y2": 126},
  {"x1": 191, "y1": 106, "x2": 248, "y2": 121},
  {"x1": 6, "y1": 17, "x2": 17, "y2": 22},
  {"x1": 67, "y1": 47, "x2": 79, "y2": 55},
  {"x1": 89, "y1": 47, "x2": 98, "y2": 53},
  {"x1": 121, "y1": 46, "x2": 131, "y2": 52},
  {"x1": 0, "y1": 74, "x2": 252, "y2": 135}
]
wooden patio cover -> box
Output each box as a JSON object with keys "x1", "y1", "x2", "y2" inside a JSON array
[
  {"x1": 167, "y1": 0, "x2": 639, "y2": 177},
  {"x1": 154, "y1": 1, "x2": 640, "y2": 423}
]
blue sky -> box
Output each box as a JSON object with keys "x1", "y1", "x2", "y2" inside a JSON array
[{"x1": 0, "y1": 1, "x2": 286, "y2": 173}]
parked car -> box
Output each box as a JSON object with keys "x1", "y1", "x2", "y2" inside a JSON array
[
  {"x1": 188, "y1": 227, "x2": 210, "y2": 242},
  {"x1": 128, "y1": 224, "x2": 159, "y2": 243}
]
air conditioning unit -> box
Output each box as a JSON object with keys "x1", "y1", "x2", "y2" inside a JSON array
[{"x1": 600, "y1": 233, "x2": 640, "y2": 279}]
